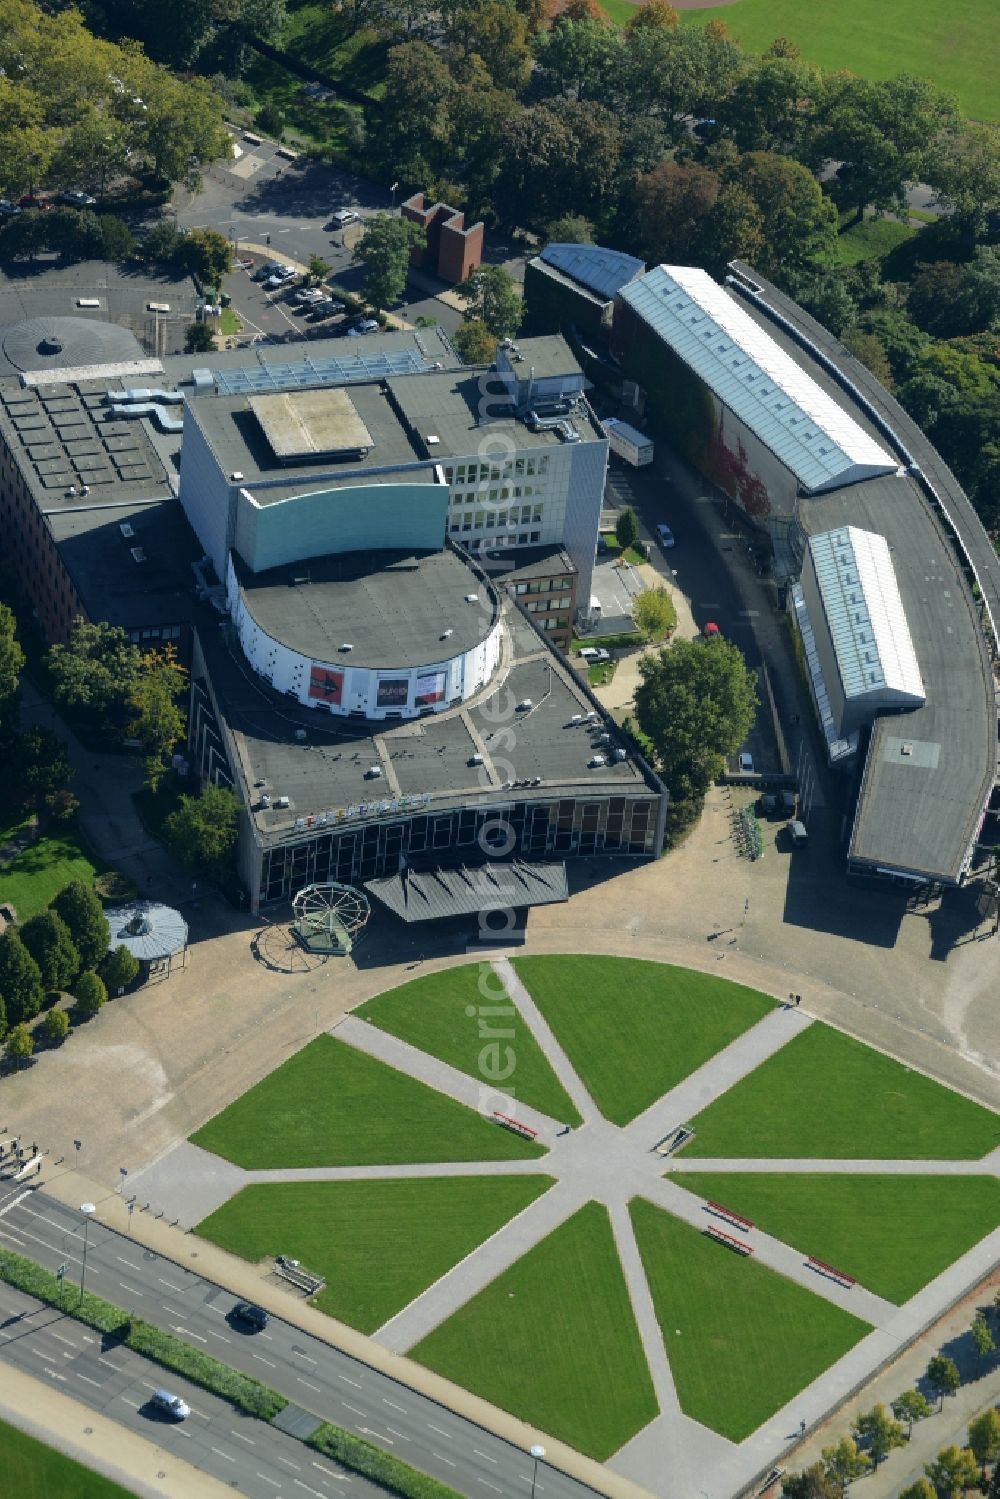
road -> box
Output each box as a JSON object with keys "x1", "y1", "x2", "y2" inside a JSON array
[{"x1": 0, "y1": 1188, "x2": 601, "y2": 1499}]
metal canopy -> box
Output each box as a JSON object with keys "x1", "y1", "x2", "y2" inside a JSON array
[
  {"x1": 105, "y1": 901, "x2": 188, "y2": 961},
  {"x1": 213, "y1": 349, "x2": 430, "y2": 397},
  {"x1": 365, "y1": 860, "x2": 569, "y2": 922}
]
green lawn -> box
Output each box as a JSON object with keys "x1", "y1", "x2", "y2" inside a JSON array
[
  {"x1": 279, "y1": 2, "x2": 391, "y2": 99},
  {"x1": 411, "y1": 1202, "x2": 657, "y2": 1460},
  {"x1": 197, "y1": 1175, "x2": 553, "y2": 1332},
  {"x1": 0, "y1": 828, "x2": 99, "y2": 921},
  {"x1": 674, "y1": 0, "x2": 999, "y2": 123},
  {"x1": 511, "y1": 956, "x2": 775, "y2": 1125},
  {"x1": 630, "y1": 1198, "x2": 870, "y2": 1440},
  {"x1": 599, "y1": 532, "x2": 647, "y2": 567},
  {"x1": 356, "y1": 967, "x2": 582, "y2": 1126},
  {"x1": 190, "y1": 1035, "x2": 547, "y2": 1168},
  {"x1": 673, "y1": 1174, "x2": 1000, "y2": 1304},
  {"x1": 0, "y1": 1416, "x2": 135, "y2": 1498},
  {"x1": 829, "y1": 216, "x2": 918, "y2": 267},
  {"x1": 684, "y1": 1023, "x2": 1000, "y2": 1159}
]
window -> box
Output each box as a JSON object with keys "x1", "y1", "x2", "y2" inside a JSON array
[
  {"x1": 526, "y1": 458, "x2": 536, "y2": 476},
  {"x1": 533, "y1": 505, "x2": 543, "y2": 522},
  {"x1": 462, "y1": 513, "x2": 472, "y2": 531},
  {"x1": 444, "y1": 467, "x2": 454, "y2": 484},
  {"x1": 456, "y1": 465, "x2": 466, "y2": 482},
  {"x1": 450, "y1": 519, "x2": 461, "y2": 532},
  {"x1": 515, "y1": 459, "x2": 524, "y2": 476},
  {"x1": 475, "y1": 510, "x2": 485, "y2": 527},
  {"x1": 539, "y1": 456, "x2": 549, "y2": 475},
  {"x1": 497, "y1": 511, "x2": 507, "y2": 527},
  {"x1": 530, "y1": 530, "x2": 540, "y2": 542}
]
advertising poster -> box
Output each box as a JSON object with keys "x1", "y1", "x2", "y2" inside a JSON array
[
  {"x1": 308, "y1": 665, "x2": 344, "y2": 705},
  {"x1": 376, "y1": 676, "x2": 409, "y2": 707},
  {"x1": 415, "y1": 671, "x2": 446, "y2": 706}
]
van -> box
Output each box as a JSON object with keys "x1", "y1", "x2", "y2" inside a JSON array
[
  {"x1": 151, "y1": 1389, "x2": 190, "y2": 1420},
  {"x1": 787, "y1": 819, "x2": 808, "y2": 847}
]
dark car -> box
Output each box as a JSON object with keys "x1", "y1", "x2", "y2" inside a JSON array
[
  {"x1": 56, "y1": 190, "x2": 97, "y2": 207},
  {"x1": 18, "y1": 195, "x2": 50, "y2": 211},
  {"x1": 231, "y1": 1301, "x2": 269, "y2": 1330},
  {"x1": 0, "y1": 199, "x2": 21, "y2": 218}
]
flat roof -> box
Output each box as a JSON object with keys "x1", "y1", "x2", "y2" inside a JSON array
[
  {"x1": 249, "y1": 388, "x2": 374, "y2": 462},
  {"x1": 502, "y1": 334, "x2": 586, "y2": 381},
  {"x1": 366, "y1": 860, "x2": 569, "y2": 922},
  {"x1": 236, "y1": 548, "x2": 497, "y2": 669},
  {"x1": 386, "y1": 371, "x2": 602, "y2": 460}
]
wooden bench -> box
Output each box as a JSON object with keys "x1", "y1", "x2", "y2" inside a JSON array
[
  {"x1": 493, "y1": 1112, "x2": 538, "y2": 1141},
  {"x1": 807, "y1": 1255, "x2": 856, "y2": 1287},
  {"x1": 705, "y1": 1200, "x2": 754, "y2": 1233},
  {"x1": 705, "y1": 1225, "x2": 753, "y2": 1256}
]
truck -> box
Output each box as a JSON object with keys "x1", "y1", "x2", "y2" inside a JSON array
[{"x1": 604, "y1": 418, "x2": 654, "y2": 468}]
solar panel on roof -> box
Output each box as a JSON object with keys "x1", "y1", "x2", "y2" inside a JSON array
[{"x1": 212, "y1": 350, "x2": 430, "y2": 396}]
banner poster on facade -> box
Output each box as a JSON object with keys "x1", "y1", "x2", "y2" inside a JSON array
[
  {"x1": 376, "y1": 676, "x2": 409, "y2": 707},
  {"x1": 415, "y1": 671, "x2": 446, "y2": 706},
  {"x1": 308, "y1": 665, "x2": 344, "y2": 705}
]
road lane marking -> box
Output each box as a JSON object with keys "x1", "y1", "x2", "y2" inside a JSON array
[
  {"x1": 252, "y1": 1351, "x2": 277, "y2": 1367},
  {"x1": 256, "y1": 1475, "x2": 281, "y2": 1488},
  {"x1": 0, "y1": 1191, "x2": 32, "y2": 1218},
  {"x1": 120, "y1": 1397, "x2": 139, "y2": 1409},
  {"x1": 383, "y1": 1399, "x2": 407, "y2": 1414},
  {"x1": 337, "y1": 1373, "x2": 361, "y2": 1387},
  {"x1": 173, "y1": 1324, "x2": 206, "y2": 1343},
  {"x1": 206, "y1": 1328, "x2": 230, "y2": 1342},
  {"x1": 432, "y1": 1452, "x2": 456, "y2": 1468},
  {"x1": 50, "y1": 1332, "x2": 77, "y2": 1348},
  {"x1": 31, "y1": 1348, "x2": 56, "y2": 1363},
  {"x1": 277, "y1": 1455, "x2": 302, "y2": 1470},
  {"x1": 44, "y1": 1369, "x2": 67, "y2": 1383},
  {"x1": 231, "y1": 1430, "x2": 255, "y2": 1445},
  {"x1": 158, "y1": 1278, "x2": 184, "y2": 1293},
  {"x1": 474, "y1": 1451, "x2": 497, "y2": 1463},
  {"x1": 117, "y1": 1257, "x2": 142, "y2": 1271},
  {"x1": 386, "y1": 1428, "x2": 406, "y2": 1441},
  {"x1": 298, "y1": 1377, "x2": 321, "y2": 1392},
  {"x1": 211, "y1": 1446, "x2": 235, "y2": 1462},
  {"x1": 313, "y1": 1463, "x2": 340, "y2": 1478},
  {"x1": 76, "y1": 1374, "x2": 101, "y2": 1388},
  {"x1": 117, "y1": 1283, "x2": 143, "y2": 1298},
  {"x1": 343, "y1": 1403, "x2": 366, "y2": 1418},
  {"x1": 427, "y1": 1425, "x2": 451, "y2": 1439},
  {"x1": 294, "y1": 1349, "x2": 315, "y2": 1362},
  {"x1": 478, "y1": 1481, "x2": 501, "y2": 1492},
  {"x1": 295, "y1": 1481, "x2": 324, "y2": 1497}
]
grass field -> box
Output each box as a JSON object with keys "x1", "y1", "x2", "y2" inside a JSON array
[
  {"x1": 197, "y1": 1175, "x2": 553, "y2": 1332},
  {"x1": 0, "y1": 828, "x2": 99, "y2": 921},
  {"x1": 630, "y1": 1198, "x2": 871, "y2": 1440},
  {"x1": 411, "y1": 1202, "x2": 658, "y2": 1460},
  {"x1": 829, "y1": 216, "x2": 919, "y2": 267},
  {"x1": 684, "y1": 1023, "x2": 1000, "y2": 1159},
  {"x1": 511, "y1": 956, "x2": 775, "y2": 1125},
  {"x1": 190, "y1": 1035, "x2": 546, "y2": 1168},
  {"x1": 674, "y1": 0, "x2": 998, "y2": 123},
  {"x1": 673, "y1": 1174, "x2": 1000, "y2": 1303},
  {"x1": 0, "y1": 1416, "x2": 134, "y2": 1497},
  {"x1": 356, "y1": 968, "x2": 582, "y2": 1125}
]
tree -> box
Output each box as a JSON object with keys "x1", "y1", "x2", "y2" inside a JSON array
[
  {"x1": 546, "y1": 215, "x2": 594, "y2": 245},
  {"x1": 841, "y1": 330, "x2": 895, "y2": 389},
  {"x1": 615, "y1": 506, "x2": 640, "y2": 551},
  {"x1": 5, "y1": 1023, "x2": 33, "y2": 1070},
  {"x1": 781, "y1": 1466, "x2": 841, "y2": 1499},
  {"x1": 12, "y1": 726, "x2": 71, "y2": 816},
  {"x1": 625, "y1": 0, "x2": 678, "y2": 31},
  {"x1": 452, "y1": 318, "x2": 498, "y2": 365},
  {"x1": 185, "y1": 321, "x2": 216, "y2": 354},
  {"x1": 972, "y1": 1310, "x2": 996, "y2": 1370},
  {"x1": 143, "y1": 221, "x2": 188, "y2": 265},
  {"x1": 717, "y1": 54, "x2": 819, "y2": 156},
  {"x1": 446, "y1": 1, "x2": 533, "y2": 92},
  {"x1": 0, "y1": 928, "x2": 44, "y2": 1026},
  {"x1": 127, "y1": 645, "x2": 188, "y2": 791},
  {"x1": 73, "y1": 969, "x2": 107, "y2": 1019},
  {"x1": 899, "y1": 1483, "x2": 936, "y2": 1499},
  {"x1": 633, "y1": 588, "x2": 677, "y2": 642},
  {"x1": 164, "y1": 784, "x2": 241, "y2": 879},
  {"x1": 727, "y1": 151, "x2": 837, "y2": 274},
  {"x1": 893, "y1": 1389, "x2": 933, "y2": 1436},
  {"x1": 926, "y1": 1354, "x2": 962, "y2": 1411},
  {"x1": 967, "y1": 1409, "x2": 1000, "y2": 1472},
  {"x1": 179, "y1": 227, "x2": 233, "y2": 286},
  {"x1": 456, "y1": 265, "x2": 523, "y2": 341},
  {"x1": 100, "y1": 943, "x2": 141, "y2": 996},
  {"x1": 635, "y1": 636, "x2": 758, "y2": 796},
  {"x1": 852, "y1": 1404, "x2": 906, "y2": 1471},
  {"x1": 926, "y1": 122, "x2": 1000, "y2": 249},
  {"x1": 353, "y1": 214, "x2": 425, "y2": 311},
  {"x1": 43, "y1": 1007, "x2": 70, "y2": 1045},
  {"x1": 20, "y1": 910, "x2": 80, "y2": 992},
  {"x1": 50, "y1": 881, "x2": 109, "y2": 974},
  {"x1": 373, "y1": 42, "x2": 454, "y2": 186},
  {"x1": 46, "y1": 620, "x2": 139, "y2": 731},
  {"x1": 820, "y1": 1436, "x2": 869, "y2": 1489},
  {"x1": 0, "y1": 603, "x2": 24, "y2": 717},
  {"x1": 308, "y1": 255, "x2": 332, "y2": 284},
  {"x1": 924, "y1": 1445, "x2": 980, "y2": 1498}
]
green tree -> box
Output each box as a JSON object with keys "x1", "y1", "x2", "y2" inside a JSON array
[
  {"x1": 185, "y1": 321, "x2": 216, "y2": 354},
  {"x1": 718, "y1": 54, "x2": 819, "y2": 157},
  {"x1": 635, "y1": 635, "x2": 758, "y2": 796},
  {"x1": 852, "y1": 1404, "x2": 906, "y2": 1471},
  {"x1": 781, "y1": 1466, "x2": 841, "y2": 1499},
  {"x1": 100, "y1": 943, "x2": 141, "y2": 996},
  {"x1": 73, "y1": 969, "x2": 107, "y2": 1019},
  {"x1": 46, "y1": 620, "x2": 139, "y2": 732},
  {"x1": 893, "y1": 1389, "x2": 933, "y2": 1436},
  {"x1": 968, "y1": 1409, "x2": 1000, "y2": 1472},
  {"x1": 728, "y1": 151, "x2": 837, "y2": 274},
  {"x1": 455, "y1": 265, "x2": 523, "y2": 341},
  {"x1": 841, "y1": 330, "x2": 895, "y2": 389},
  {"x1": 536, "y1": 16, "x2": 621, "y2": 103},
  {"x1": 97, "y1": 216, "x2": 136, "y2": 262},
  {"x1": 452, "y1": 318, "x2": 498, "y2": 365},
  {"x1": 447, "y1": 0, "x2": 533, "y2": 92},
  {"x1": 50, "y1": 880, "x2": 109, "y2": 974},
  {"x1": 927, "y1": 1354, "x2": 962, "y2": 1411},
  {"x1": 899, "y1": 1483, "x2": 936, "y2": 1499},
  {"x1": 127, "y1": 646, "x2": 188, "y2": 791},
  {"x1": 821, "y1": 1436, "x2": 869, "y2": 1489},
  {"x1": 5, "y1": 1023, "x2": 33, "y2": 1070},
  {"x1": 0, "y1": 602, "x2": 24, "y2": 715},
  {"x1": 924, "y1": 1445, "x2": 980, "y2": 1498},
  {"x1": 12, "y1": 726, "x2": 71, "y2": 816},
  {"x1": 164, "y1": 783, "x2": 241, "y2": 879},
  {"x1": 631, "y1": 158, "x2": 722, "y2": 265},
  {"x1": 0, "y1": 929, "x2": 43, "y2": 1026},
  {"x1": 353, "y1": 214, "x2": 425, "y2": 312},
  {"x1": 20, "y1": 910, "x2": 80, "y2": 992},
  {"x1": 926, "y1": 122, "x2": 1000, "y2": 249},
  {"x1": 142, "y1": 221, "x2": 188, "y2": 265},
  {"x1": 615, "y1": 506, "x2": 640, "y2": 551},
  {"x1": 255, "y1": 102, "x2": 286, "y2": 139},
  {"x1": 308, "y1": 255, "x2": 332, "y2": 284},
  {"x1": 373, "y1": 42, "x2": 454, "y2": 186},
  {"x1": 972, "y1": 1310, "x2": 996, "y2": 1370},
  {"x1": 43, "y1": 1006, "x2": 70, "y2": 1045},
  {"x1": 633, "y1": 588, "x2": 677, "y2": 642},
  {"x1": 545, "y1": 215, "x2": 594, "y2": 245},
  {"x1": 179, "y1": 226, "x2": 233, "y2": 285}
]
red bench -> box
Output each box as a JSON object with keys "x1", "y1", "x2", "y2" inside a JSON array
[
  {"x1": 493, "y1": 1112, "x2": 538, "y2": 1141},
  {"x1": 705, "y1": 1225, "x2": 753, "y2": 1256},
  {"x1": 807, "y1": 1255, "x2": 856, "y2": 1287},
  {"x1": 705, "y1": 1200, "x2": 754, "y2": 1233}
]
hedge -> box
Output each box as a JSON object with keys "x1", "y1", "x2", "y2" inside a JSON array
[
  {"x1": 0, "y1": 1248, "x2": 285, "y2": 1420},
  {"x1": 309, "y1": 1423, "x2": 466, "y2": 1499}
]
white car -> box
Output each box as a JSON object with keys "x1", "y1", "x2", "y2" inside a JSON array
[
  {"x1": 264, "y1": 266, "x2": 297, "y2": 289},
  {"x1": 579, "y1": 647, "x2": 611, "y2": 662},
  {"x1": 151, "y1": 1389, "x2": 190, "y2": 1421},
  {"x1": 331, "y1": 208, "x2": 359, "y2": 229},
  {"x1": 738, "y1": 751, "x2": 755, "y2": 773},
  {"x1": 293, "y1": 287, "x2": 325, "y2": 304}
]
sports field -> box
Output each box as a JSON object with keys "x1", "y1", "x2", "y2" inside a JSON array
[
  {"x1": 676, "y1": 0, "x2": 998, "y2": 123},
  {"x1": 674, "y1": 1173, "x2": 1000, "y2": 1303},
  {"x1": 630, "y1": 1199, "x2": 871, "y2": 1440},
  {"x1": 511, "y1": 956, "x2": 774, "y2": 1124},
  {"x1": 357, "y1": 967, "x2": 582, "y2": 1125},
  {"x1": 684, "y1": 1023, "x2": 1000, "y2": 1159},
  {"x1": 197, "y1": 1175, "x2": 553, "y2": 1332},
  {"x1": 191, "y1": 1035, "x2": 546, "y2": 1168},
  {"x1": 411, "y1": 1202, "x2": 658, "y2": 1460}
]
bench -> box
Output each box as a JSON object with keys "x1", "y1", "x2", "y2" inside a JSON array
[
  {"x1": 807, "y1": 1255, "x2": 855, "y2": 1287},
  {"x1": 493, "y1": 1112, "x2": 538, "y2": 1141},
  {"x1": 705, "y1": 1225, "x2": 753, "y2": 1256},
  {"x1": 705, "y1": 1200, "x2": 754, "y2": 1233}
]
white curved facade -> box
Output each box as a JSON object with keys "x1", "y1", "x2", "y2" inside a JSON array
[{"x1": 227, "y1": 556, "x2": 503, "y2": 720}]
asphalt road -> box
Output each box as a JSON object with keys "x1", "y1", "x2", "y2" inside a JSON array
[{"x1": 0, "y1": 1188, "x2": 601, "y2": 1499}]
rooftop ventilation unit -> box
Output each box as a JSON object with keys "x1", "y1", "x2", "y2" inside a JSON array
[
  {"x1": 517, "y1": 699, "x2": 532, "y2": 711},
  {"x1": 339, "y1": 643, "x2": 353, "y2": 652},
  {"x1": 274, "y1": 795, "x2": 290, "y2": 809},
  {"x1": 440, "y1": 628, "x2": 453, "y2": 640},
  {"x1": 426, "y1": 434, "x2": 440, "y2": 446},
  {"x1": 130, "y1": 546, "x2": 147, "y2": 563},
  {"x1": 119, "y1": 522, "x2": 134, "y2": 539},
  {"x1": 465, "y1": 594, "x2": 478, "y2": 603},
  {"x1": 365, "y1": 766, "x2": 382, "y2": 779},
  {"x1": 590, "y1": 754, "x2": 606, "y2": 768},
  {"x1": 469, "y1": 753, "x2": 484, "y2": 766},
  {"x1": 231, "y1": 471, "x2": 244, "y2": 482},
  {"x1": 901, "y1": 742, "x2": 913, "y2": 756}
]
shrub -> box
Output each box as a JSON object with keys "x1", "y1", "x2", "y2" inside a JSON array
[
  {"x1": 20, "y1": 909, "x2": 79, "y2": 991},
  {"x1": 309, "y1": 1424, "x2": 466, "y2": 1499},
  {"x1": 73, "y1": 969, "x2": 107, "y2": 1018},
  {"x1": 51, "y1": 879, "x2": 110, "y2": 971},
  {"x1": 100, "y1": 944, "x2": 141, "y2": 995},
  {"x1": 43, "y1": 1007, "x2": 70, "y2": 1045}
]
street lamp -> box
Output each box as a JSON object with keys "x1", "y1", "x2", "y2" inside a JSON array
[
  {"x1": 79, "y1": 1202, "x2": 95, "y2": 1303},
  {"x1": 529, "y1": 1444, "x2": 546, "y2": 1499}
]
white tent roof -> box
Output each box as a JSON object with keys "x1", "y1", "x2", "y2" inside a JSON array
[
  {"x1": 617, "y1": 265, "x2": 897, "y2": 493},
  {"x1": 809, "y1": 526, "x2": 924, "y2": 703}
]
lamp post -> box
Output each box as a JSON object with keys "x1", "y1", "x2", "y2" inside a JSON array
[
  {"x1": 529, "y1": 1444, "x2": 546, "y2": 1499},
  {"x1": 79, "y1": 1202, "x2": 95, "y2": 1303}
]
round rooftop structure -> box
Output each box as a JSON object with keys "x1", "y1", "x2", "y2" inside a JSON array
[
  {"x1": 105, "y1": 901, "x2": 189, "y2": 964},
  {"x1": 0, "y1": 316, "x2": 143, "y2": 376}
]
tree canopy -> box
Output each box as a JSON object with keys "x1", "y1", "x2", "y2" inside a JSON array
[
  {"x1": 353, "y1": 213, "x2": 425, "y2": 311},
  {"x1": 50, "y1": 880, "x2": 109, "y2": 974},
  {"x1": 164, "y1": 783, "x2": 241, "y2": 880},
  {"x1": 635, "y1": 635, "x2": 758, "y2": 800},
  {"x1": 20, "y1": 910, "x2": 80, "y2": 992},
  {"x1": 0, "y1": 928, "x2": 44, "y2": 1026},
  {"x1": 456, "y1": 264, "x2": 523, "y2": 340}
]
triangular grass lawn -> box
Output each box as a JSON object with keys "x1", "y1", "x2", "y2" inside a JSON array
[
  {"x1": 629, "y1": 1198, "x2": 870, "y2": 1441},
  {"x1": 683, "y1": 1023, "x2": 1000, "y2": 1159},
  {"x1": 196, "y1": 1175, "x2": 554, "y2": 1332},
  {"x1": 190, "y1": 1035, "x2": 547, "y2": 1168},
  {"x1": 511, "y1": 956, "x2": 775, "y2": 1125},
  {"x1": 672, "y1": 1173, "x2": 1000, "y2": 1304},
  {"x1": 356, "y1": 966, "x2": 581, "y2": 1126},
  {"x1": 411, "y1": 1201, "x2": 657, "y2": 1460}
]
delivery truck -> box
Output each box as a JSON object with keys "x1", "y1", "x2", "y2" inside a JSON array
[{"x1": 604, "y1": 418, "x2": 654, "y2": 467}]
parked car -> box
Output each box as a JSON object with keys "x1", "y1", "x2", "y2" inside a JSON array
[
  {"x1": 254, "y1": 261, "x2": 283, "y2": 282},
  {"x1": 347, "y1": 318, "x2": 379, "y2": 336},
  {"x1": 0, "y1": 199, "x2": 21, "y2": 218},
  {"x1": 703, "y1": 621, "x2": 720, "y2": 637},
  {"x1": 151, "y1": 1389, "x2": 190, "y2": 1420},
  {"x1": 56, "y1": 190, "x2": 97, "y2": 207},
  {"x1": 787, "y1": 818, "x2": 809, "y2": 847},
  {"x1": 655, "y1": 522, "x2": 675, "y2": 549},
  {"x1": 293, "y1": 287, "x2": 326, "y2": 306},
  {"x1": 18, "y1": 195, "x2": 50, "y2": 210},
  {"x1": 579, "y1": 647, "x2": 611, "y2": 662},
  {"x1": 330, "y1": 208, "x2": 360, "y2": 229},
  {"x1": 231, "y1": 1301, "x2": 269, "y2": 1331},
  {"x1": 265, "y1": 266, "x2": 297, "y2": 289},
  {"x1": 738, "y1": 750, "x2": 754, "y2": 773}
]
